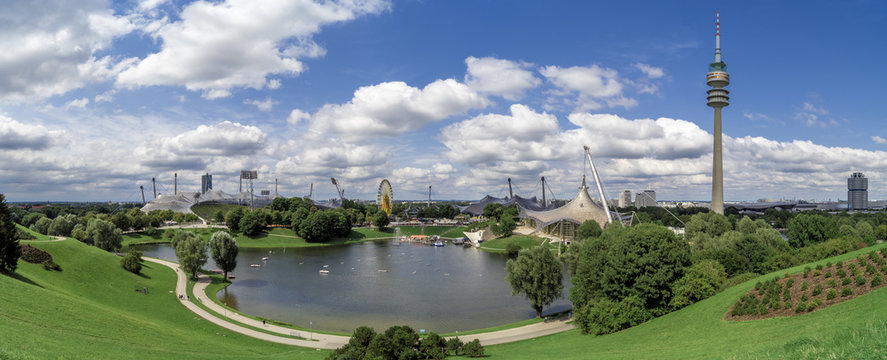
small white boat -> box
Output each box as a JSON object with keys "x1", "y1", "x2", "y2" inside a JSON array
[
  {"x1": 261, "y1": 257, "x2": 269, "y2": 261},
  {"x1": 323, "y1": 264, "x2": 330, "y2": 268},
  {"x1": 432, "y1": 241, "x2": 445, "y2": 247},
  {"x1": 378, "y1": 269, "x2": 389, "y2": 273},
  {"x1": 250, "y1": 264, "x2": 261, "y2": 268},
  {"x1": 319, "y1": 269, "x2": 330, "y2": 274}
]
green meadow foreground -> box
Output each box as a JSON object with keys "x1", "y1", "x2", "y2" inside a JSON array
[{"x1": 3, "y1": 232, "x2": 887, "y2": 359}]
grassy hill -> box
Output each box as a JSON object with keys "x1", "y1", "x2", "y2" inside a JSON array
[
  {"x1": 486, "y1": 243, "x2": 887, "y2": 359},
  {"x1": 0, "y1": 239, "x2": 324, "y2": 360},
  {"x1": 5, "y1": 230, "x2": 887, "y2": 358}
]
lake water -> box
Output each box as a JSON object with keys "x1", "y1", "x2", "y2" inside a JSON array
[{"x1": 133, "y1": 240, "x2": 572, "y2": 333}]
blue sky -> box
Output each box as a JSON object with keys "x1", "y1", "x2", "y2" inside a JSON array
[{"x1": 1, "y1": 0, "x2": 885, "y2": 203}]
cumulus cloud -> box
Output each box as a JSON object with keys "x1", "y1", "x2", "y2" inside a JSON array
[
  {"x1": 464, "y1": 56, "x2": 540, "y2": 101},
  {"x1": 0, "y1": 115, "x2": 67, "y2": 150},
  {"x1": 873, "y1": 136, "x2": 887, "y2": 144},
  {"x1": 135, "y1": 121, "x2": 267, "y2": 170},
  {"x1": 116, "y1": 0, "x2": 389, "y2": 96},
  {"x1": 440, "y1": 104, "x2": 887, "y2": 201},
  {"x1": 635, "y1": 63, "x2": 664, "y2": 79},
  {"x1": 540, "y1": 64, "x2": 637, "y2": 111},
  {"x1": 275, "y1": 142, "x2": 390, "y2": 183},
  {"x1": 795, "y1": 102, "x2": 834, "y2": 128},
  {"x1": 65, "y1": 98, "x2": 90, "y2": 109},
  {"x1": 244, "y1": 97, "x2": 278, "y2": 112},
  {"x1": 0, "y1": 0, "x2": 136, "y2": 102},
  {"x1": 308, "y1": 79, "x2": 488, "y2": 140},
  {"x1": 287, "y1": 109, "x2": 311, "y2": 125}
]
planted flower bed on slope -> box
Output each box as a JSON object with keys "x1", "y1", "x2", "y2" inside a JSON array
[{"x1": 729, "y1": 249, "x2": 887, "y2": 320}]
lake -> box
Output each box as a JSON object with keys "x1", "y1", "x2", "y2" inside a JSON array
[{"x1": 133, "y1": 239, "x2": 572, "y2": 333}]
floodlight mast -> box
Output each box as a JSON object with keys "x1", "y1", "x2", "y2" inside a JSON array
[
  {"x1": 541, "y1": 177, "x2": 546, "y2": 207},
  {"x1": 584, "y1": 146, "x2": 613, "y2": 224},
  {"x1": 152, "y1": 177, "x2": 157, "y2": 199}
]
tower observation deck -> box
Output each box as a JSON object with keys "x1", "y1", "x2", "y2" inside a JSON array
[{"x1": 707, "y1": 11, "x2": 729, "y2": 215}]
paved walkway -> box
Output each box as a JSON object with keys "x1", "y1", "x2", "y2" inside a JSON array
[{"x1": 144, "y1": 256, "x2": 574, "y2": 350}]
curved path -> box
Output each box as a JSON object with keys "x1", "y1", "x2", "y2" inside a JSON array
[{"x1": 144, "y1": 257, "x2": 573, "y2": 350}]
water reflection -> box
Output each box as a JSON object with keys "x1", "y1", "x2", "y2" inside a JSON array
[{"x1": 133, "y1": 240, "x2": 571, "y2": 333}]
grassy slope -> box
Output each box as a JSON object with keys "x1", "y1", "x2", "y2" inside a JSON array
[
  {"x1": 190, "y1": 203, "x2": 245, "y2": 222},
  {"x1": 487, "y1": 243, "x2": 887, "y2": 359},
  {"x1": 0, "y1": 239, "x2": 325, "y2": 360},
  {"x1": 16, "y1": 223, "x2": 52, "y2": 241},
  {"x1": 478, "y1": 235, "x2": 547, "y2": 253}
]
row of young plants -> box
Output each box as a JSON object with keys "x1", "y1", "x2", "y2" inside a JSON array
[{"x1": 730, "y1": 249, "x2": 887, "y2": 318}]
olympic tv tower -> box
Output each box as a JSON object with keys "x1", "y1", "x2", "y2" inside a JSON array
[{"x1": 707, "y1": 11, "x2": 729, "y2": 215}]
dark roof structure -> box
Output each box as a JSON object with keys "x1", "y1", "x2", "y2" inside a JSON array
[{"x1": 458, "y1": 195, "x2": 551, "y2": 216}]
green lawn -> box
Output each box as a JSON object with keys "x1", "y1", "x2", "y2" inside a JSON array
[
  {"x1": 190, "y1": 203, "x2": 246, "y2": 222},
  {"x1": 478, "y1": 235, "x2": 547, "y2": 253},
  {"x1": 0, "y1": 239, "x2": 325, "y2": 360},
  {"x1": 16, "y1": 223, "x2": 53, "y2": 241},
  {"x1": 348, "y1": 226, "x2": 463, "y2": 239},
  {"x1": 485, "y1": 243, "x2": 887, "y2": 359}
]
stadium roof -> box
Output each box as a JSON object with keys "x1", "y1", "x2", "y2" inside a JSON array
[{"x1": 518, "y1": 177, "x2": 610, "y2": 230}]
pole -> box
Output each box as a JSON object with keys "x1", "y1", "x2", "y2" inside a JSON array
[
  {"x1": 140, "y1": 186, "x2": 145, "y2": 205},
  {"x1": 428, "y1": 185, "x2": 432, "y2": 207},
  {"x1": 174, "y1": 173, "x2": 177, "y2": 195},
  {"x1": 507, "y1": 178, "x2": 513, "y2": 199},
  {"x1": 585, "y1": 146, "x2": 614, "y2": 224},
  {"x1": 541, "y1": 177, "x2": 546, "y2": 207},
  {"x1": 152, "y1": 178, "x2": 156, "y2": 199},
  {"x1": 712, "y1": 107, "x2": 724, "y2": 214}
]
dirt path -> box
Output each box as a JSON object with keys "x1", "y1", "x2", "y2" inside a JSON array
[{"x1": 144, "y1": 257, "x2": 574, "y2": 350}]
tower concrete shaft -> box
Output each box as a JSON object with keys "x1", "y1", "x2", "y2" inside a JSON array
[{"x1": 707, "y1": 10, "x2": 729, "y2": 215}]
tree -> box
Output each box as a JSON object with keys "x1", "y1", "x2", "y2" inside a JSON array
[
  {"x1": 685, "y1": 212, "x2": 732, "y2": 240},
  {"x1": 462, "y1": 339, "x2": 484, "y2": 358},
  {"x1": 174, "y1": 232, "x2": 207, "y2": 279},
  {"x1": 506, "y1": 246, "x2": 563, "y2": 318},
  {"x1": 225, "y1": 207, "x2": 246, "y2": 233},
  {"x1": 576, "y1": 219, "x2": 602, "y2": 240},
  {"x1": 505, "y1": 241, "x2": 521, "y2": 257},
  {"x1": 877, "y1": 224, "x2": 887, "y2": 241},
  {"x1": 373, "y1": 211, "x2": 390, "y2": 230},
  {"x1": 0, "y1": 194, "x2": 21, "y2": 274},
  {"x1": 367, "y1": 325, "x2": 420, "y2": 360},
  {"x1": 492, "y1": 215, "x2": 516, "y2": 237},
  {"x1": 571, "y1": 223, "x2": 690, "y2": 326},
  {"x1": 30, "y1": 216, "x2": 52, "y2": 235},
  {"x1": 48, "y1": 214, "x2": 78, "y2": 236},
  {"x1": 482, "y1": 203, "x2": 504, "y2": 219},
  {"x1": 87, "y1": 218, "x2": 123, "y2": 252},
  {"x1": 214, "y1": 210, "x2": 225, "y2": 223},
  {"x1": 21, "y1": 212, "x2": 45, "y2": 228},
  {"x1": 121, "y1": 250, "x2": 143, "y2": 274},
  {"x1": 238, "y1": 211, "x2": 264, "y2": 236},
  {"x1": 856, "y1": 220, "x2": 877, "y2": 246},
  {"x1": 209, "y1": 231, "x2": 238, "y2": 280},
  {"x1": 670, "y1": 259, "x2": 727, "y2": 309},
  {"x1": 110, "y1": 212, "x2": 132, "y2": 231},
  {"x1": 786, "y1": 213, "x2": 836, "y2": 248}
]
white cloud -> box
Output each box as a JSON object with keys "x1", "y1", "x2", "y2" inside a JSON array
[
  {"x1": 0, "y1": 0, "x2": 136, "y2": 102},
  {"x1": 244, "y1": 97, "x2": 278, "y2": 112},
  {"x1": 287, "y1": 109, "x2": 311, "y2": 125},
  {"x1": 116, "y1": 0, "x2": 389, "y2": 96},
  {"x1": 65, "y1": 98, "x2": 90, "y2": 109},
  {"x1": 309, "y1": 79, "x2": 488, "y2": 140},
  {"x1": 540, "y1": 64, "x2": 637, "y2": 111},
  {"x1": 635, "y1": 63, "x2": 664, "y2": 79},
  {"x1": 795, "y1": 102, "x2": 832, "y2": 127},
  {"x1": 873, "y1": 136, "x2": 887, "y2": 144},
  {"x1": 464, "y1": 56, "x2": 540, "y2": 101},
  {"x1": 0, "y1": 115, "x2": 67, "y2": 150},
  {"x1": 134, "y1": 121, "x2": 267, "y2": 170}
]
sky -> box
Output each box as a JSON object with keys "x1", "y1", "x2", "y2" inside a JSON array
[{"x1": 1, "y1": 0, "x2": 886, "y2": 203}]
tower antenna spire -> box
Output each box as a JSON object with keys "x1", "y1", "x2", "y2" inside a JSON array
[{"x1": 715, "y1": 10, "x2": 722, "y2": 62}]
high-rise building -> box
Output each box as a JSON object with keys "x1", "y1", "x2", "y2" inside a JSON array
[
  {"x1": 707, "y1": 11, "x2": 730, "y2": 215},
  {"x1": 636, "y1": 190, "x2": 657, "y2": 208},
  {"x1": 848, "y1": 172, "x2": 868, "y2": 210},
  {"x1": 201, "y1": 173, "x2": 213, "y2": 194},
  {"x1": 619, "y1": 190, "x2": 632, "y2": 208}
]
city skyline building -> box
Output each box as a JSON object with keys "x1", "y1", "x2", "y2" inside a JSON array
[
  {"x1": 636, "y1": 189, "x2": 657, "y2": 208},
  {"x1": 848, "y1": 172, "x2": 868, "y2": 210},
  {"x1": 619, "y1": 190, "x2": 632, "y2": 208},
  {"x1": 201, "y1": 173, "x2": 212, "y2": 194},
  {"x1": 707, "y1": 11, "x2": 730, "y2": 215}
]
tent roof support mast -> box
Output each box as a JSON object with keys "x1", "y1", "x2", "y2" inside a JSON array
[{"x1": 584, "y1": 146, "x2": 613, "y2": 224}]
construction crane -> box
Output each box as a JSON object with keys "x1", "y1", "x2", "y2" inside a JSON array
[{"x1": 330, "y1": 178, "x2": 345, "y2": 202}]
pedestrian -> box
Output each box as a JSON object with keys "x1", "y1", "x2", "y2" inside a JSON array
[{"x1": 262, "y1": 320, "x2": 266, "y2": 326}]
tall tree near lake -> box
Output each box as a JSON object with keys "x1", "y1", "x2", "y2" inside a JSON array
[
  {"x1": 174, "y1": 232, "x2": 207, "y2": 279},
  {"x1": 506, "y1": 246, "x2": 563, "y2": 318},
  {"x1": 0, "y1": 194, "x2": 21, "y2": 274},
  {"x1": 86, "y1": 218, "x2": 123, "y2": 252},
  {"x1": 372, "y1": 211, "x2": 390, "y2": 230},
  {"x1": 209, "y1": 231, "x2": 238, "y2": 280}
]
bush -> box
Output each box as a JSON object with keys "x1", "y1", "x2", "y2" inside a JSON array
[
  {"x1": 42, "y1": 260, "x2": 60, "y2": 271},
  {"x1": 855, "y1": 276, "x2": 867, "y2": 286},
  {"x1": 670, "y1": 259, "x2": 727, "y2": 308},
  {"x1": 842, "y1": 278, "x2": 852, "y2": 286},
  {"x1": 826, "y1": 289, "x2": 837, "y2": 300},
  {"x1": 827, "y1": 279, "x2": 837, "y2": 288},
  {"x1": 576, "y1": 296, "x2": 652, "y2": 334},
  {"x1": 812, "y1": 283, "x2": 823, "y2": 296},
  {"x1": 463, "y1": 339, "x2": 484, "y2": 358},
  {"x1": 841, "y1": 287, "x2": 853, "y2": 297},
  {"x1": 19, "y1": 244, "x2": 52, "y2": 263},
  {"x1": 795, "y1": 301, "x2": 807, "y2": 313},
  {"x1": 800, "y1": 281, "x2": 808, "y2": 291},
  {"x1": 837, "y1": 269, "x2": 847, "y2": 278},
  {"x1": 825, "y1": 271, "x2": 832, "y2": 278},
  {"x1": 505, "y1": 241, "x2": 521, "y2": 258},
  {"x1": 121, "y1": 251, "x2": 142, "y2": 274},
  {"x1": 871, "y1": 274, "x2": 883, "y2": 287}
]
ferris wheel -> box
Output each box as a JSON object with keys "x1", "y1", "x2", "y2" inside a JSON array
[{"x1": 377, "y1": 179, "x2": 393, "y2": 216}]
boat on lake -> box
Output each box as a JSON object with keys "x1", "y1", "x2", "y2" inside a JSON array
[
  {"x1": 261, "y1": 257, "x2": 269, "y2": 261},
  {"x1": 250, "y1": 264, "x2": 261, "y2": 268},
  {"x1": 319, "y1": 269, "x2": 330, "y2": 274},
  {"x1": 432, "y1": 241, "x2": 445, "y2": 247}
]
